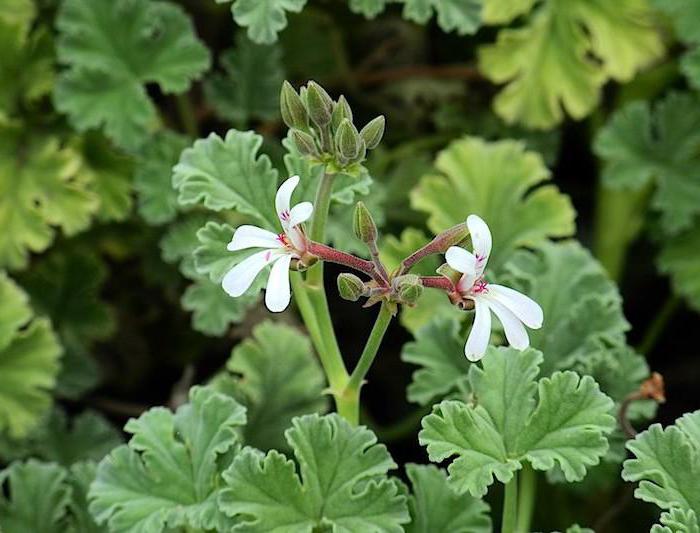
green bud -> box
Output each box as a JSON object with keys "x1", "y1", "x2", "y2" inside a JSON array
[
  {"x1": 280, "y1": 81, "x2": 308, "y2": 130},
  {"x1": 291, "y1": 129, "x2": 318, "y2": 158},
  {"x1": 394, "y1": 274, "x2": 423, "y2": 306},
  {"x1": 335, "y1": 119, "x2": 361, "y2": 162},
  {"x1": 437, "y1": 263, "x2": 462, "y2": 285},
  {"x1": 360, "y1": 116, "x2": 385, "y2": 150},
  {"x1": 353, "y1": 201, "x2": 378, "y2": 244},
  {"x1": 306, "y1": 81, "x2": 333, "y2": 127},
  {"x1": 331, "y1": 95, "x2": 353, "y2": 131},
  {"x1": 337, "y1": 273, "x2": 367, "y2": 302}
]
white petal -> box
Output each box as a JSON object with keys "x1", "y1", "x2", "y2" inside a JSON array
[
  {"x1": 265, "y1": 254, "x2": 293, "y2": 312},
  {"x1": 222, "y1": 249, "x2": 279, "y2": 297},
  {"x1": 446, "y1": 246, "x2": 477, "y2": 275},
  {"x1": 288, "y1": 202, "x2": 313, "y2": 227},
  {"x1": 487, "y1": 284, "x2": 543, "y2": 329},
  {"x1": 485, "y1": 296, "x2": 529, "y2": 350},
  {"x1": 465, "y1": 298, "x2": 492, "y2": 361},
  {"x1": 275, "y1": 175, "x2": 300, "y2": 221},
  {"x1": 467, "y1": 214, "x2": 492, "y2": 275},
  {"x1": 227, "y1": 225, "x2": 282, "y2": 251}
]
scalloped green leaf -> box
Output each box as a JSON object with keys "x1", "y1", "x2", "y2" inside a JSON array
[
  {"x1": 193, "y1": 221, "x2": 240, "y2": 283},
  {"x1": 0, "y1": 272, "x2": 62, "y2": 438},
  {"x1": 349, "y1": 0, "x2": 390, "y2": 17},
  {"x1": 659, "y1": 225, "x2": 700, "y2": 313},
  {"x1": 217, "y1": 0, "x2": 308, "y2": 44},
  {"x1": 411, "y1": 137, "x2": 575, "y2": 272},
  {"x1": 55, "y1": 0, "x2": 210, "y2": 149},
  {"x1": 89, "y1": 386, "x2": 246, "y2": 533},
  {"x1": 481, "y1": 0, "x2": 535, "y2": 24},
  {"x1": 478, "y1": 0, "x2": 663, "y2": 128},
  {"x1": 173, "y1": 130, "x2": 279, "y2": 230},
  {"x1": 205, "y1": 34, "x2": 284, "y2": 126},
  {"x1": 220, "y1": 413, "x2": 409, "y2": 532},
  {"x1": 419, "y1": 347, "x2": 615, "y2": 497},
  {"x1": 212, "y1": 321, "x2": 327, "y2": 450},
  {"x1": 134, "y1": 131, "x2": 190, "y2": 225},
  {"x1": 653, "y1": 508, "x2": 700, "y2": 533},
  {"x1": 594, "y1": 92, "x2": 700, "y2": 235},
  {"x1": 623, "y1": 411, "x2": 700, "y2": 529},
  {"x1": 160, "y1": 213, "x2": 212, "y2": 280},
  {"x1": 405, "y1": 464, "x2": 491, "y2": 533},
  {"x1": 401, "y1": 0, "x2": 481, "y2": 35},
  {"x1": 653, "y1": 0, "x2": 700, "y2": 88}
]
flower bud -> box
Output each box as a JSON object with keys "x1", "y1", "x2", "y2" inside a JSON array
[
  {"x1": 335, "y1": 119, "x2": 361, "y2": 162},
  {"x1": 337, "y1": 273, "x2": 367, "y2": 302},
  {"x1": 331, "y1": 95, "x2": 353, "y2": 131},
  {"x1": 291, "y1": 129, "x2": 318, "y2": 158},
  {"x1": 280, "y1": 81, "x2": 308, "y2": 131},
  {"x1": 353, "y1": 201, "x2": 378, "y2": 244},
  {"x1": 306, "y1": 81, "x2": 333, "y2": 127},
  {"x1": 394, "y1": 274, "x2": 423, "y2": 306},
  {"x1": 359, "y1": 116, "x2": 385, "y2": 150},
  {"x1": 437, "y1": 263, "x2": 462, "y2": 285}
]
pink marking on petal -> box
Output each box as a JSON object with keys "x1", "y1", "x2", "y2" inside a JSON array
[
  {"x1": 264, "y1": 251, "x2": 272, "y2": 261},
  {"x1": 279, "y1": 210, "x2": 291, "y2": 222},
  {"x1": 472, "y1": 277, "x2": 489, "y2": 294}
]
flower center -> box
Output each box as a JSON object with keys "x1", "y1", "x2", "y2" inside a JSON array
[
  {"x1": 276, "y1": 233, "x2": 290, "y2": 247},
  {"x1": 472, "y1": 277, "x2": 489, "y2": 294}
]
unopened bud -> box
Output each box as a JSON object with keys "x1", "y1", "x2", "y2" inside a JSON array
[
  {"x1": 337, "y1": 273, "x2": 367, "y2": 302},
  {"x1": 394, "y1": 274, "x2": 423, "y2": 306},
  {"x1": 331, "y1": 95, "x2": 353, "y2": 131},
  {"x1": 353, "y1": 201, "x2": 378, "y2": 244},
  {"x1": 360, "y1": 116, "x2": 385, "y2": 150},
  {"x1": 280, "y1": 81, "x2": 308, "y2": 131},
  {"x1": 291, "y1": 129, "x2": 318, "y2": 158},
  {"x1": 335, "y1": 119, "x2": 361, "y2": 162},
  {"x1": 306, "y1": 81, "x2": 333, "y2": 127},
  {"x1": 433, "y1": 223, "x2": 469, "y2": 253}
]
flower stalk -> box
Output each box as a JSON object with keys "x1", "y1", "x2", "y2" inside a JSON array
[{"x1": 502, "y1": 471, "x2": 519, "y2": 533}]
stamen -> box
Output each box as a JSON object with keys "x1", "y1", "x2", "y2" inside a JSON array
[
  {"x1": 472, "y1": 277, "x2": 489, "y2": 294},
  {"x1": 276, "y1": 233, "x2": 290, "y2": 246}
]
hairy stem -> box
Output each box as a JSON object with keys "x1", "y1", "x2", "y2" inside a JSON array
[
  {"x1": 308, "y1": 242, "x2": 377, "y2": 277},
  {"x1": 502, "y1": 472, "x2": 519, "y2": 533},
  {"x1": 400, "y1": 223, "x2": 468, "y2": 274},
  {"x1": 517, "y1": 464, "x2": 536, "y2": 533}
]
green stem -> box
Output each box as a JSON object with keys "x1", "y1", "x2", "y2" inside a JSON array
[
  {"x1": 175, "y1": 93, "x2": 198, "y2": 138},
  {"x1": 638, "y1": 295, "x2": 681, "y2": 356},
  {"x1": 502, "y1": 472, "x2": 519, "y2": 533},
  {"x1": 516, "y1": 464, "x2": 536, "y2": 533}
]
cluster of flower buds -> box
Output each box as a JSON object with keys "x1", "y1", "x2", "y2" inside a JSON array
[{"x1": 280, "y1": 81, "x2": 385, "y2": 169}]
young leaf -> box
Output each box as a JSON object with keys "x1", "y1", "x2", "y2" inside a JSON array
[
  {"x1": 594, "y1": 92, "x2": 700, "y2": 235},
  {"x1": 405, "y1": 463, "x2": 491, "y2": 533},
  {"x1": 411, "y1": 137, "x2": 575, "y2": 272},
  {"x1": 54, "y1": 0, "x2": 210, "y2": 149},
  {"x1": 134, "y1": 131, "x2": 190, "y2": 225},
  {"x1": 220, "y1": 413, "x2": 410, "y2": 531},
  {"x1": 419, "y1": 347, "x2": 615, "y2": 497},
  {"x1": 89, "y1": 386, "x2": 246, "y2": 532},
  {"x1": 212, "y1": 321, "x2": 327, "y2": 451},
  {"x1": 173, "y1": 130, "x2": 279, "y2": 230},
  {"x1": 205, "y1": 34, "x2": 284, "y2": 126},
  {"x1": 401, "y1": 0, "x2": 481, "y2": 35},
  {"x1": 658, "y1": 225, "x2": 700, "y2": 313},
  {"x1": 478, "y1": 0, "x2": 663, "y2": 128},
  {"x1": 0, "y1": 272, "x2": 62, "y2": 438},
  {"x1": 0, "y1": 460, "x2": 71, "y2": 533},
  {"x1": 217, "y1": 0, "x2": 308, "y2": 44}
]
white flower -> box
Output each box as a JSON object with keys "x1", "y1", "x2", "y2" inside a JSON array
[
  {"x1": 222, "y1": 175, "x2": 313, "y2": 313},
  {"x1": 445, "y1": 214, "x2": 543, "y2": 362}
]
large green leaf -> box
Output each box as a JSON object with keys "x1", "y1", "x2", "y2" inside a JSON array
[
  {"x1": 658, "y1": 225, "x2": 700, "y2": 313},
  {"x1": 411, "y1": 137, "x2": 575, "y2": 272},
  {"x1": 653, "y1": 0, "x2": 700, "y2": 88},
  {"x1": 89, "y1": 386, "x2": 246, "y2": 532},
  {"x1": 217, "y1": 0, "x2": 308, "y2": 44},
  {"x1": 54, "y1": 0, "x2": 210, "y2": 149},
  {"x1": 212, "y1": 321, "x2": 327, "y2": 451},
  {"x1": 478, "y1": 0, "x2": 663, "y2": 128},
  {"x1": 220, "y1": 413, "x2": 409, "y2": 532},
  {"x1": 405, "y1": 464, "x2": 491, "y2": 533},
  {"x1": 594, "y1": 92, "x2": 700, "y2": 235},
  {"x1": 401, "y1": 0, "x2": 481, "y2": 35},
  {"x1": 0, "y1": 272, "x2": 62, "y2": 438},
  {"x1": 173, "y1": 130, "x2": 279, "y2": 230},
  {"x1": 419, "y1": 347, "x2": 615, "y2": 497},
  {"x1": 205, "y1": 34, "x2": 284, "y2": 127},
  {"x1": 623, "y1": 411, "x2": 700, "y2": 530}
]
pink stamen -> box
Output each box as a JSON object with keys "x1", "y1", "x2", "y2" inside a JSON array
[
  {"x1": 276, "y1": 233, "x2": 290, "y2": 247},
  {"x1": 472, "y1": 277, "x2": 489, "y2": 294}
]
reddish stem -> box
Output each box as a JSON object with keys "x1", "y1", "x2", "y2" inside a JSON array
[
  {"x1": 420, "y1": 276, "x2": 455, "y2": 291},
  {"x1": 308, "y1": 242, "x2": 377, "y2": 277},
  {"x1": 401, "y1": 223, "x2": 468, "y2": 273}
]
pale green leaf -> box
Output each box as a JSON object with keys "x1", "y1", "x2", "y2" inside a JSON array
[
  {"x1": 212, "y1": 321, "x2": 327, "y2": 450},
  {"x1": 194, "y1": 221, "x2": 240, "y2": 283},
  {"x1": 55, "y1": 0, "x2": 210, "y2": 148},
  {"x1": 481, "y1": 0, "x2": 535, "y2": 24},
  {"x1": 594, "y1": 92, "x2": 700, "y2": 235},
  {"x1": 419, "y1": 347, "x2": 615, "y2": 497},
  {"x1": 218, "y1": 0, "x2": 308, "y2": 44},
  {"x1": 652, "y1": 508, "x2": 700, "y2": 533},
  {"x1": 405, "y1": 463, "x2": 491, "y2": 533},
  {"x1": 401, "y1": 0, "x2": 481, "y2": 35},
  {"x1": 0, "y1": 270, "x2": 31, "y2": 350},
  {"x1": 0, "y1": 460, "x2": 71, "y2": 533},
  {"x1": 349, "y1": 0, "x2": 390, "y2": 18},
  {"x1": 90, "y1": 386, "x2": 246, "y2": 532},
  {"x1": 134, "y1": 131, "x2": 190, "y2": 225},
  {"x1": 658, "y1": 224, "x2": 700, "y2": 313},
  {"x1": 220, "y1": 413, "x2": 409, "y2": 532},
  {"x1": 478, "y1": 0, "x2": 663, "y2": 128},
  {"x1": 173, "y1": 130, "x2": 279, "y2": 230},
  {"x1": 205, "y1": 34, "x2": 284, "y2": 126},
  {"x1": 67, "y1": 461, "x2": 102, "y2": 533},
  {"x1": 411, "y1": 137, "x2": 575, "y2": 271}
]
